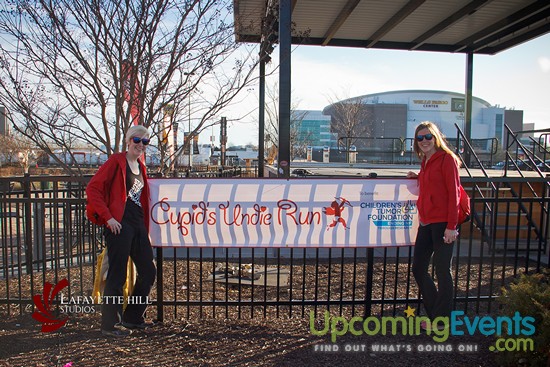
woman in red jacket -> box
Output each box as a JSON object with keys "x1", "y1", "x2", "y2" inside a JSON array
[
  {"x1": 407, "y1": 121, "x2": 461, "y2": 325},
  {"x1": 86, "y1": 125, "x2": 156, "y2": 337}
]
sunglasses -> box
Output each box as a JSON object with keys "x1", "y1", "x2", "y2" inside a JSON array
[
  {"x1": 132, "y1": 136, "x2": 150, "y2": 145},
  {"x1": 416, "y1": 133, "x2": 433, "y2": 142}
]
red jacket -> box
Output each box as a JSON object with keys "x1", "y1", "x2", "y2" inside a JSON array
[
  {"x1": 417, "y1": 150, "x2": 460, "y2": 230},
  {"x1": 86, "y1": 152, "x2": 150, "y2": 229}
]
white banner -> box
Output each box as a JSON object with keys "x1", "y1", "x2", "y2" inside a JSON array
[{"x1": 148, "y1": 178, "x2": 419, "y2": 248}]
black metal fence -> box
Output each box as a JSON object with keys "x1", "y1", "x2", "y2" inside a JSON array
[
  {"x1": 1, "y1": 174, "x2": 549, "y2": 322},
  {"x1": 334, "y1": 136, "x2": 500, "y2": 167}
]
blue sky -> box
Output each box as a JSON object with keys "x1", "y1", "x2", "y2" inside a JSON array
[{"x1": 224, "y1": 32, "x2": 550, "y2": 146}]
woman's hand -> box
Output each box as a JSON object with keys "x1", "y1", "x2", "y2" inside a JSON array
[
  {"x1": 407, "y1": 171, "x2": 418, "y2": 179},
  {"x1": 106, "y1": 218, "x2": 122, "y2": 235},
  {"x1": 443, "y1": 228, "x2": 458, "y2": 244}
]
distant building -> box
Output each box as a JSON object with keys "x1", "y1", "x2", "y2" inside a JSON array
[
  {"x1": 212, "y1": 146, "x2": 258, "y2": 166},
  {"x1": 321, "y1": 90, "x2": 524, "y2": 152},
  {"x1": 0, "y1": 106, "x2": 11, "y2": 136},
  {"x1": 292, "y1": 110, "x2": 333, "y2": 147}
]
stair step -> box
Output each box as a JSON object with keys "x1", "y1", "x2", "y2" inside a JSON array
[
  {"x1": 473, "y1": 187, "x2": 512, "y2": 193},
  {"x1": 491, "y1": 239, "x2": 547, "y2": 252}
]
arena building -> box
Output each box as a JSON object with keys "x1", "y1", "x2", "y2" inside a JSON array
[
  {"x1": 297, "y1": 90, "x2": 527, "y2": 146},
  {"x1": 323, "y1": 89, "x2": 524, "y2": 145},
  {"x1": 292, "y1": 90, "x2": 530, "y2": 163}
]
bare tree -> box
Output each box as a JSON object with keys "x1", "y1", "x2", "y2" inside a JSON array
[
  {"x1": 0, "y1": 0, "x2": 259, "y2": 175},
  {"x1": 0, "y1": 135, "x2": 18, "y2": 167},
  {"x1": 0, "y1": 133, "x2": 38, "y2": 173},
  {"x1": 326, "y1": 95, "x2": 372, "y2": 144},
  {"x1": 264, "y1": 82, "x2": 308, "y2": 162},
  {"x1": 324, "y1": 93, "x2": 373, "y2": 162}
]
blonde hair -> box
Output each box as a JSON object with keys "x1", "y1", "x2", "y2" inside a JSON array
[
  {"x1": 413, "y1": 121, "x2": 461, "y2": 166},
  {"x1": 125, "y1": 125, "x2": 150, "y2": 144}
]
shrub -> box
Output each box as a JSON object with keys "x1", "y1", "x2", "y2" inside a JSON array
[{"x1": 496, "y1": 270, "x2": 550, "y2": 367}]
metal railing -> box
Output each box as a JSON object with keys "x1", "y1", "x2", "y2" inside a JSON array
[
  {"x1": 335, "y1": 135, "x2": 499, "y2": 166},
  {"x1": 1, "y1": 174, "x2": 548, "y2": 322},
  {"x1": 0, "y1": 175, "x2": 100, "y2": 316}
]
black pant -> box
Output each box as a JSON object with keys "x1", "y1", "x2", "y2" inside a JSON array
[
  {"x1": 101, "y1": 217, "x2": 156, "y2": 330},
  {"x1": 412, "y1": 222, "x2": 454, "y2": 319}
]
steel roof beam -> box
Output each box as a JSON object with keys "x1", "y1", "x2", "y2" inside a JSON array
[
  {"x1": 410, "y1": 0, "x2": 492, "y2": 50},
  {"x1": 366, "y1": 0, "x2": 426, "y2": 48}
]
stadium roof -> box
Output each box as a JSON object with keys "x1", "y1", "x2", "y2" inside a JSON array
[{"x1": 323, "y1": 89, "x2": 493, "y2": 112}]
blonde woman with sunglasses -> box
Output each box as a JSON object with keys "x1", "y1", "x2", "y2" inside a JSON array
[
  {"x1": 86, "y1": 125, "x2": 156, "y2": 337},
  {"x1": 407, "y1": 121, "x2": 461, "y2": 326}
]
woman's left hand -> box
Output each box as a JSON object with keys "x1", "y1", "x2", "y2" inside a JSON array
[{"x1": 443, "y1": 228, "x2": 458, "y2": 244}]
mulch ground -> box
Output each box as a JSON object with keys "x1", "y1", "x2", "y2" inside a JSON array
[
  {"x1": 0, "y1": 309, "x2": 503, "y2": 367},
  {"x1": 0, "y1": 258, "x2": 537, "y2": 366}
]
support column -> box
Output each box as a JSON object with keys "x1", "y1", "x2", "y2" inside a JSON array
[
  {"x1": 278, "y1": 0, "x2": 291, "y2": 178},
  {"x1": 464, "y1": 52, "x2": 473, "y2": 167},
  {"x1": 258, "y1": 60, "x2": 266, "y2": 177}
]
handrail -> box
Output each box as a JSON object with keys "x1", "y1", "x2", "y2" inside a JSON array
[
  {"x1": 502, "y1": 124, "x2": 549, "y2": 248},
  {"x1": 336, "y1": 136, "x2": 407, "y2": 164},
  {"x1": 503, "y1": 124, "x2": 548, "y2": 182},
  {"x1": 455, "y1": 123, "x2": 498, "y2": 238},
  {"x1": 336, "y1": 136, "x2": 404, "y2": 153},
  {"x1": 527, "y1": 135, "x2": 550, "y2": 172},
  {"x1": 536, "y1": 133, "x2": 550, "y2": 154},
  {"x1": 454, "y1": 123, "x2": 491, "y2": 178}
]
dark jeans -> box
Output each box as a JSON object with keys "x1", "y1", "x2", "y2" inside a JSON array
[
  {"x1": 101, "y1": 219, "x2": 156, "y2": 331},
  {"x1": 412, "y1": 222, "x2": 454, "y2": 319}
]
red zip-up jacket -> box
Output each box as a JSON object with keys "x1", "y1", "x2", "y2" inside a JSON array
[
  {"x1": 85, "y1": 152, "x2": 150, "y2": 229},
  {"x1": 417, "y1": 150, "x2": 460, "y2": 230}
]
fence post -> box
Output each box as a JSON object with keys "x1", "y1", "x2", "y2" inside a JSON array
[
  {"x1": 32, "y1": 202, "x2": 45, "y2": 269},
  {"x1": 23, "y1": 173, "x2": 33, "y2": 275},
  {"x1": 156, "y1": 247, "x2": 164, "y2": 322},
  {"x1": 364, "y1": 247, "x2": 374, "y2": 317}
]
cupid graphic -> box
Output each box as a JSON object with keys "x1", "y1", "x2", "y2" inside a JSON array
[
  {"x1": 324, "y1": 197, "x2": 352, "y2": 230},
  {"x1": 32, "y1": 278, "x2": 69, "y2": 332}
]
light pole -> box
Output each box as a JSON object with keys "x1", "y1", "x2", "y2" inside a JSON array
[
  {"x1": 173, "y1": 122, "x2": 179, "y2": 176},
  {"x1": 184, "y1": 72, "x2": 195, "y2": 170},
  {"x1": 188, "y1": 93, "x2": 192, "y2": 170},
  {"x1": 381, "y1": 119, "x2": 386, "y2": 162}
]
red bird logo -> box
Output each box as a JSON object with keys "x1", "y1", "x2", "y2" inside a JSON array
[
  {"x1": 323, "y1": 197, "x2": 352, "y2": 230},
  {"x1": 32, "y1": 279, "x2": 69, "y2": 332}
]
